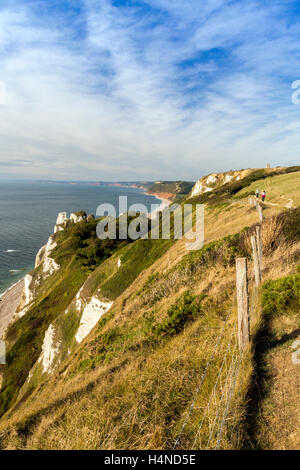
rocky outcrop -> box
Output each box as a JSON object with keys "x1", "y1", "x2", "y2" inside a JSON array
[
  {"x1": 23, "y1": 274, "x2": 34, "y2": 306},
  {"x1": 190, "y1": 169, "x2": 252, "y2": 197},
  {"x1": 35, "y1": 235, "x2": 59, "y2": 276},
  {"x1": 17, "y1": 274, "x2": 34, "y2": 317},
  {"x1": 54, "y1": 211, "x2": 87, "y2": 234},
  {"x1": 35, "y1": 245, "x2": 46, "y2": 268},
  {"x1": 75, "y1": 297, "x2": 113, "y2": 344},
  {"x1": 54, "y1": 212, "x2": 68, "y2": 233},
  {"x1": 70, "y1": 212, "x2": 86, "y2": 224},
  {"x1": 38, "y1": 323, "x2": 61, "y2": 374}
]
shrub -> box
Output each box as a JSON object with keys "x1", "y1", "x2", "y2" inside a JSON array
[
  {"x1": 261, "y1": 274, "x2": 300, "y2": 318},
  {"x1": 154, "y1": 292, "x2": 205, "y2": 339}
]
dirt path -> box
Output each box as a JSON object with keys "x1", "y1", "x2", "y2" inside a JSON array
[
  {"x1": 248, "y1": 315, "x2": 300, "y2": 450},
  {"x1": 261, "y1": 346, "x2": 300, "y2": 449},
  {"x1": 0, "y1": 280, "x2": 24, "y2": 339}
]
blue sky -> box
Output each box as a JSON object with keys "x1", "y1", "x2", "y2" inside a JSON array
[{"x1": 0, "y1": 0, "x2": 300, "y2": 180}]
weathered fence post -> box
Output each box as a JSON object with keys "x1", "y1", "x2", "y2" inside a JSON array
[
  {"x1": 0, "y1": 340, "x2": 6, "y2": 365},
  {"x1": 256, "y1": 225, "x2": 263, "y2": 266},
  {"x1": 255, "y1": 200, "x2": 263, "y2": 223},
  {"x1": 236, "y1": 258, "x2": 250, "y2": 349},
  {"x1": 251, "y1": 235, "x2": 262, "y2": 287}
]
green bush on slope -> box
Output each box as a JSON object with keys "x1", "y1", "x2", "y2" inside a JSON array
[
  {"x1": 262, "y1": 274, "x2": 300, "y2": 318},
  {"x1": 153, "y1": 292, "x2": 205, "y2": 338}
]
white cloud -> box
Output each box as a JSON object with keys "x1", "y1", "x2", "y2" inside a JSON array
[{"x1": 0, "y1": 0, "x2": 299, "y2": 180}]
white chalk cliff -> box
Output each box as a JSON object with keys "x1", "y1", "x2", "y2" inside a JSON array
[
  {"x1": 75, "y1": 297, "x2": 113, "y2": 344},
  {"x1": 54, "y1": 212, "x2": 68, "y2": 233},
  {"x1": 36, "y1": 211, "x2": 86, "y2": 274},
  {"x1": 38, "y1": 323, "x2": 61, "y2": 374},
  {"x1": 190, "y1": 169, "x2": 252, "y2": 197},
  {"x1": 70, "y1": 213, "x2": 85, "y2": 224}
]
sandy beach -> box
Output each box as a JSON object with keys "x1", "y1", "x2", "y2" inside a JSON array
[
  {"x1": 0, "y1": 279, "x2": 24, "y2": 339},
  {"x1": 144, "y1": 192, "x2": 172, "y2": 219}
]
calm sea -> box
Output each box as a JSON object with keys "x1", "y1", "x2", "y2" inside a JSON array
[{"x1": 0, "y1": 181, "x2": 159, "y2": 295}]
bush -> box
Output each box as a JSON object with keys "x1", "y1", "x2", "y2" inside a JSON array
[
  {"x1": 262, "y1": 274, "x2": 300, "y2": 318},
  {"x1": 154, "y1": 292, "x2": 205, "y2": 338}
]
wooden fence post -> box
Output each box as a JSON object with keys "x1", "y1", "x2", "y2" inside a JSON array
[
  {"x1": 251, "y1": 235, "x2": 262, "y2": 287},
  {"x1": 236, "y1": 258, "x2": 250, "y2": 349},
  {"x1": 0, "y1": 340, "x2": 6, "y2": 365},
  {"x1": 256, "y1": 225, "x2": 263, "y2": 266},
  {"x1": 255, "y1": 200, "x2": 263, "y2": 223}
]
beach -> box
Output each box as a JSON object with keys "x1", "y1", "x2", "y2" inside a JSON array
[
  {"x1": 0, "y1": 279, "x2": 24, "y2": 339},
  {"x1": 145, "y1": 192, "x2": 173, "y2": 219}
]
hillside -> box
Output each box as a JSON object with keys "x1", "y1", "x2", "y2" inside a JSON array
[
  {"x1": 0, "y1": 167, "x2": 299, "y2": 450},
  {"x1": 147, "y1": 181, "x2": 195, "y2": 200}
]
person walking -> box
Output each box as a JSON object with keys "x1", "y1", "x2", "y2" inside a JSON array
[
  {"x1": 256, "y1": 189, "x2": 259, "y2": 198},
  {"x1": 261, "y1": 190, "x2": 266, "y2": 202}
]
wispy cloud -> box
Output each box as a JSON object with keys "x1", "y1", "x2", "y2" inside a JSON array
[{"x1": 0, "y1": 0, "x2": 299, "y2": 180}]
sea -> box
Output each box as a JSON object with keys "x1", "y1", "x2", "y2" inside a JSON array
[{"x1": 0, "y1": 181, "x2": 159, "y2": 295}]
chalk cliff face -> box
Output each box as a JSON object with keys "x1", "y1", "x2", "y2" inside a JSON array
[
  {"x1": 11, "y1": 210, "x2": 113, "y2": 381},
  {"x1": 75, "y1": 297, "x2": 113, "y2": 344},
  {"x1": 54, "y1": 212, "x2": 68, "y2": 233},
  {"x1": 37, "y1": 323, "x2": 61, "y2": 374},
  {"x1": 70, "y1": 212, "x2": 85, "y2": 224},
  {"x1": 36, "y1": 211, "x2": 86, "y2": 272},
  {"x1": 190, "y1": 169, "x2": 253, "y2": 197},
  {"x1": 14, "y1": 211, "x2": 90, "y2": 326}
]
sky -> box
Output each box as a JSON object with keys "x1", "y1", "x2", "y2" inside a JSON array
[{"x1": 0, "y1": 0, "x2": 300, "y2": 181}]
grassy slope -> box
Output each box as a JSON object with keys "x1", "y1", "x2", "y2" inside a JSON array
[
  {"x1": 147, "y1": 181, "x2": 195, "y2": 196},
  {"x1": 237, "y1": 172, "x2": 300, "y2": 208},
  {"x1": 0, "y1": 167, "x2": 299, "y2": 449}
]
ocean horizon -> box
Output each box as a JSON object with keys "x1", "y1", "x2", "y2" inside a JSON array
[{"x1": 0, "y1": 180, "x2": 159, "y2": 295}]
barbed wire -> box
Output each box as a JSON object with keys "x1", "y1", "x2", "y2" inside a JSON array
[
  {"x1": 173, "y1": 311, "x2": 232, "y2": 449},
  {"x1": 191, "y1": 335, "x2": 237, "y2": 449},
  {"x1": 214, "y1": 350, "x2": 243, "y2": 449},
  {"x1": 173, "y1": 281, "x2": 256, "y2": 450},
  {"x1": 205, "y1": 345, "x2": 240, "y2": 449}
]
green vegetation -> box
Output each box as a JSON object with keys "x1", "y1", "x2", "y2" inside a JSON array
[
  {"x1": 100, "y1": 236, "x2": 175, "y2": 300},
  {"x1": 62, "y1": 217, "x2": 137, "y2": 269},
  {"x1": 148, "y1": 180, "x2": 194, "y2": 195},
  {"x1": 179, "y1": 233, "x2": 248, "y2": 270},
  {"x1": 261, "y1": 274, "x2": 300, "y2": 318},
  {"x1": 153, "y1": 292, "x2": 204, "y2": 338}
]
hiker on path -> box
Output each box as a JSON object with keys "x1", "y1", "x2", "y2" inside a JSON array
[
  {"x1": 261, "y1": 190, "x2": 266, "y2": 202},
  {"x1": 256, "y1": 189, "x2": 259, "y2": 198}
]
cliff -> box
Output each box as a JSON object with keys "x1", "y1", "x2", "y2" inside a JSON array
[
  {"x1": 0, "y1": 166, "x2": 299, "y2": 450},
  {"x1": 190, "y1": 169, "x2": 253, "y2": 197}
]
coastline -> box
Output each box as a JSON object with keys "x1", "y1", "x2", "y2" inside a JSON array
[
  {"x1": 144, "y1": 191, "x2": 173, "y2": 219},
  {"x1": 0, "y1": 276, "x2": 25, "y2": 300},
  {"x1": 0, "y1": 278, "x2": 24, "y2": 339},
  {"x1": 0, "y1": 188, "x2": 170, "y2": 337}
]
